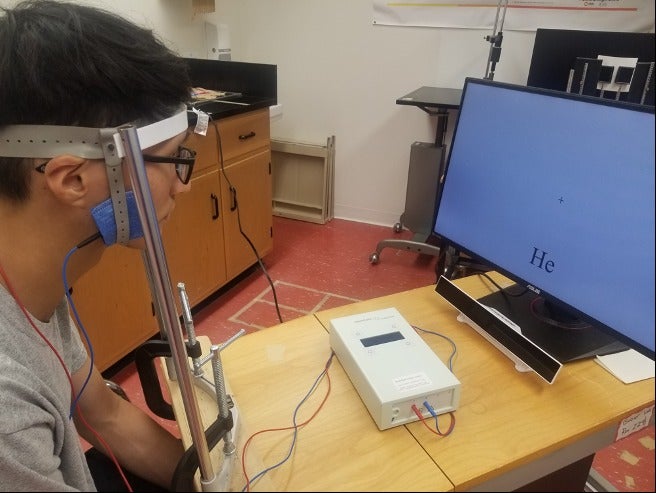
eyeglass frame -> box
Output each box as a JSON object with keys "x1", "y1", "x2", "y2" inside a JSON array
[
  {"x1": 142, "y1": 146, "x2": 196, "y2": 185},
  {"x1": 34, "y1": 145, "x2": 196, "y2": 185}
]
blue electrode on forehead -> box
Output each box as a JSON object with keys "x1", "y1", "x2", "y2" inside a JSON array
[{"x1": 0, "y1": 105, "x2": 190, "y2": 245}]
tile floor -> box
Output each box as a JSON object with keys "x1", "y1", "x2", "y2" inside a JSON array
[
  {"x1": 108, "y1": 216, "x2": 654, "y2": 491},
  {"x1": 588, "y1": 424, "x2": 655, "y2": 492}
]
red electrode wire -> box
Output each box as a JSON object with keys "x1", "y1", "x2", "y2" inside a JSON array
[{"x1": 0, "y1": 260, "x2": 133, "y2": 491}]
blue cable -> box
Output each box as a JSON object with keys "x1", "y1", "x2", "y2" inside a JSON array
[
  {"x1": 413, "y1": 325, "x2": 457, "y2": 371},
  {"x1": 242, "y1": 352, "x2": 334, "y2": 491},
  {"x1": 63, "y1": 245, "x2": 95, "y2": 419},
  {"x1": 423, "y1": 400, "x2": 438, "y2": 418}
]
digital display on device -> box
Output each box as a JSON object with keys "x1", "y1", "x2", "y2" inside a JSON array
[
  {"x1": 433, "y1": 78, "x2": 655, "y2": 360},
  {"x1": 360, "y1": 331, "x2": 404, "y2": 347}
]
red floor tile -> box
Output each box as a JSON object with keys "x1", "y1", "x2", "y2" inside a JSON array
[
  {"x1": 591, "y1": 424, "x2": 655, "y2": 492},
  {"x1": 315, "y1": 292, "x2": 362, "y2": 311},
  {"x1": 258, "y1": 281, "x2": 333, "y2": 312}
]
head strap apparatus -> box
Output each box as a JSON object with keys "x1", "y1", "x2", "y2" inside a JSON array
[
  {"x1": 0, "y1": 105, "x2": 189, "y2": 244},
  {"x1": 0, "y1": 105, "x2": 189, "y2": 159}
]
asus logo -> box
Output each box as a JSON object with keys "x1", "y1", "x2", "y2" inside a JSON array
[{"x1": 527, "y1": 285, "x2": 541, "y2": 295}]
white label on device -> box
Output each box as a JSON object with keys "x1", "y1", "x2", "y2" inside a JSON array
[{"x1": 393, "y1": 372, "x2": 432, "y2": 392}]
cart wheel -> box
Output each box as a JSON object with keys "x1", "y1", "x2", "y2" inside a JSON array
[
  {"x1": 393, "y1": 223, "x2": 403, "y2": 233},
  {"x1": 369, "y1": 252, "x2": 380, "y2": 264}
]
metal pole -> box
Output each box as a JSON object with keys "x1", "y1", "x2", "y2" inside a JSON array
[
  {"x1": 119, "y1": 126, "x2": 215, "y2": 484},
  {"x1": 484, "y1": 0, "x2": 508, "y2": 80}
]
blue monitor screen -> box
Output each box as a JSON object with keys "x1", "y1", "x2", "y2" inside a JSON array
[{"x1": 433, "y1": 78, "x2": 655, "y2": 360}]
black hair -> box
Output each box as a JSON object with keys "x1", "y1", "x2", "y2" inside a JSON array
[{"x1": 0, "y1": 0, "x2": 192, "y2": 201}]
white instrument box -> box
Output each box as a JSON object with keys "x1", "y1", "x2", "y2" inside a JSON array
[{"x1": 329, "y1": 307, "x2": 460, "y2": 430}]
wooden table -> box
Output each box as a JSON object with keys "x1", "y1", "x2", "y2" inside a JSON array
[
  {"x1": 165, "y1": 315, "x2": 450, "y2": 491},
  {"x1": 165, "y1": 273, "x2": 654, "y2": 491}
]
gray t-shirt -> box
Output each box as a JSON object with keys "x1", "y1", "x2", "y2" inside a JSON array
[{"x1": 0, "y1": 285, "x2": 96, "y2": 491}]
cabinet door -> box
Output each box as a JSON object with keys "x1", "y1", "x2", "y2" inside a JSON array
[
  {"x1": 71, "y1": 247, "x2": 157, "y2": 372},
  {"x1": 221, "y1": 149, "x2": 273, "y2": 280},
  {"x1": 162, "y1": 169, "x2": 227, "y2": 308}
]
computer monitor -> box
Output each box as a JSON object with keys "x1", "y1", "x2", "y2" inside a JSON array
[
  {"x1": 432, "y1": 77, "x2": 655, "y2": 362},
  {"x1": 527, "y1": 28, "x2": 655, "y2": 105}
]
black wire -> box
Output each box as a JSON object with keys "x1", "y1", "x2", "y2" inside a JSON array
[
  {"x1": 75, "y1": 231, "x2": 102, "y2": 249},
  {"x1": 208, "y1": 115, "x2": 284, "y2": 324},
  {"x1": 478, "y1": 272, "x2": 588, "y2": 329},
  {"x1": 478, "y1": 271, "x2": 528, "y2": 297}
]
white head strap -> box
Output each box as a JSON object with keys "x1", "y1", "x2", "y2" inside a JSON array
[
  {"x1": 0, "y1": 104, "x2": 189, "y2": 159},
  {"x1": 0, "y1": 104, "x2": 189, "y2": 244}
]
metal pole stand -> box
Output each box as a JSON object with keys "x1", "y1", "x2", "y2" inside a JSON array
[
  {"x1": 120, "y1": 126, "x2": 241, "y2": 491},
  {"x1": 484, "y1": 0, "x2": 508, "y2": 81}
]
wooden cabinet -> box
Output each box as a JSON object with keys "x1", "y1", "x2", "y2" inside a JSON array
[
  {"x1": 72, "y1": 108, "x2": 272, "y2": 372},
  {"x1": 221, "y1": 149, "x2": 273, "y2": 279},
  {"x1": 71, "y1": 247, "x2": 157, "y2": 370},
  {"x1": 161, "y1": 168, "x2": 227, "y2": 309},
  {"x1": 161, "y1": 125, "x2": 227, "y2": 309},
  {"x1": 216, "y1": 109, "x2": 273, "y2": 279}
]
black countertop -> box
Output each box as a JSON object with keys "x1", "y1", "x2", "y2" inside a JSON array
[
  {"x1": 184, "y1": 58, "x2": 277, "y2": 122},
  {"x1": 187, "y1": 95, "x2": 276, "y2": 123}
]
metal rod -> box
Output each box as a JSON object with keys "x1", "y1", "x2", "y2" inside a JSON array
[
  {"x1": 119, "y1": 126, "x2": 215, "y2": 484},
  {"x1": 179, "y1": 283, "x2": 204, "y2": 376},
  {"x1": 498, "y1": 0, "x2": 508, "y2": 32},
  {"x1": 179, "y1": 283, "x2": 197, "y2": 343},
  {"x1": 484, "y1": 0, "x2": 508, "y2": 80}
]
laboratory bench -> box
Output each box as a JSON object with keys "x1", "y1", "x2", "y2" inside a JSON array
[{"x1": 163, "y1": 272, "x2": 655, "y2": 491}]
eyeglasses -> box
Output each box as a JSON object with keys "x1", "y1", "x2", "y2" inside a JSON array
[
  {"x1": 34, "y1": 146, "x2": 196, "y2": 185},
  {"x1": 142, "y1": 146, "x2": 196, "y2": 185}
]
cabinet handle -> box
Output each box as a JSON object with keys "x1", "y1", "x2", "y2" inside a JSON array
[
  {"x1": 238, "y1": 131, "x2": 256, "y2": 140},
  {"x1": 210, "y1": 193, "x2": 219, "y2": 219},
  {"x1": 230, "y1": 187, "x2": 237, "y2": 211}
]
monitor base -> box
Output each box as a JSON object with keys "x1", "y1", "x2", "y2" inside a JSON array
[{"x1": 478, "y1": 287, "x2": 628, "y2": 363}]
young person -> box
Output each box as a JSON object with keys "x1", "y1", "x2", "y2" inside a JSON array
[{"x1": 0, "y1": 1, "x2": 197, "y2": 490}]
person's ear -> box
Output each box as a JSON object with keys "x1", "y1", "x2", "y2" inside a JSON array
[{"x1": 42, "y1": 155, "x2": 100, "y2": 207}]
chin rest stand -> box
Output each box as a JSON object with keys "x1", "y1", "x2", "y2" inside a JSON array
[
  {"x1": 134, "y1": 322, "x2": 244, "y2": 492},
  {"x1": 120, "y1": 127, "x2": 242, "y2": 491}
]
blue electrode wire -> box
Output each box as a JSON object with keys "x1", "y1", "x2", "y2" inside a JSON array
[
  {"x1": 63, "y1": 243, "x2": 96, "y2": 418},
  {"x1": 242, "y1": 352, "x2": 335, "y2": 491},
  {"x1": 412, "y1": 325, "x2": 458, "y2": 436},
  {"x1": 423, "y1": 400, "x2": 452, "y2": 435},
  {"x1": 413, "y1": 325, "x2": 458, "y2": 371}
]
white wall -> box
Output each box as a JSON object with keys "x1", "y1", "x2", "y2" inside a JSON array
[
  {"x1": 3, "y1": 0, "x2": 652, "y2": 226},
  {"x1": 204, "y1": 0, "x2": 538, "y2": 226}
]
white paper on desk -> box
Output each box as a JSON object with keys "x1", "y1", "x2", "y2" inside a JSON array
[{"x1": 595, "y1": 349, "x2": 655, "y2": 384}]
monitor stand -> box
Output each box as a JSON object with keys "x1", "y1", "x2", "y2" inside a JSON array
[
  {"x1": 477, "y1": 287, "x2": 628, "y2": 363},
  {"x1": 369, "y1": 88, "x2": 462, "y2": 266}
]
